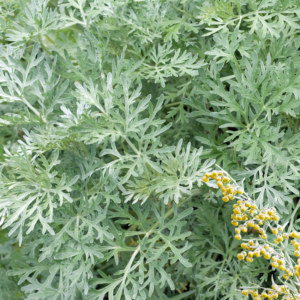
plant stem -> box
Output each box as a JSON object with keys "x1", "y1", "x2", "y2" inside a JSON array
[
  {"x1": 38, "y1": 36, "x2": 51, "y2": 55},
  {"x1": 22, "y1": 97, "x2": 41, "y2": 118}
]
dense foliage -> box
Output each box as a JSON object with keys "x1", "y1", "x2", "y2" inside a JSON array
[{"x1": 1, "y1": 0, "x2": 300, "y2": 299}]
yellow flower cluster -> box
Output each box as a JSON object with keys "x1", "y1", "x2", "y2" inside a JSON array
[
  {"x1": 241, "y1": 288, "x2": 279, "y2": 299},
  {"x1": 231, "y1": 202, "x2": 280, "y2": 239},
  {"x1": 203, "y1": 169, "x2": 300, "y2": 300},
  {"x1": 238, "y1": 242, "x2": 273, "y2": 262},
  {"x1": 202, "y1": 171, "x2": 243, "y2": 203},
  {"x1": 241, "y1": 283, "x2": 300, "y2": 300}
]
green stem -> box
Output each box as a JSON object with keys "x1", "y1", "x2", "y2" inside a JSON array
[
  {"x1": 171, "y1": 5, "x2": 194, "y2": 19},
  {"x1": 38, "y1": 36, "x2": 51, "y2": 55},
  {"x1": 248, "y1": 105, "x2": 265, "y2": 128},
  {"x1": 120, "y1": 141, "x2": 129, "y2": 153},
  {"x1": 123, "y1": 136, "x2": 141, "y2": 156},
  {"x1": 164, "y1": 101, "x2": 181, "y2": 108},
  {"x1": 22, "y1": 97, "x2": 41, "y2": 118},
  {"x1": 45, "y1": 35, "x2": 55, "y2": 44}
]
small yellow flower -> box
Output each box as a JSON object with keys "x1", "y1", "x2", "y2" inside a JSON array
[
  {"x1": 235, "y1": 234, "x2": 241, "y2": 240},
  {"x1": 241, "y1": 227, "x2": 247, "y2": 233},
  {"x1": 253, "y1": 224, "x2": 260, "y2": 230},
  {"x1": 254, "y1": 251, "x2": 260, "y2": 257},
  {"x1": 222, "y1": 177, "x2": 230, "y2": 183},
  {"x1": 222, "y1": 196, "x2": 229, "y2": 202},
  {"x1": 202, "y1": 176, "x2": 209, "y2": 182},
  {"x1": 277, "y1": 259, "x2": 284, "y2": 265},
  {"x1": 217, "y1": 181, "x2": 223, "y2": 187},
  {"x1": 283, "y1": 233, "x2": 289, "y2": 239},
  {"x1": 247, "y1": 221, "x2": 254, "y2": 227},
  {"x1": 237, "y1": 253, "x2": 244, "y2": 260},
  {"x1": 233, "y1": 208, "x2": 241, "y2": 215},
  {"x1": 279, "y1": 265, "x2": 285, "y2": 271},
  {"x1": 272, "y1": 256, "x2": 277, "y2": 262},
  {"x1": 271, "y1": 228, "x2": 278, "y2": 235},
  {"x1": 241, "y1": 243, "x2": 247, "y2": 249},
  {"x1": 248, "y1": 251, "x2": 254, "y2": 258},
  {"x1": 294, "y1": 251, "x2": 300, "y2": 257}
]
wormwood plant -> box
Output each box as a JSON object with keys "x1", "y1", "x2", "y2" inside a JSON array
[{"x1": 1, "y1": 0, "x2": 300, "y2": 299}]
